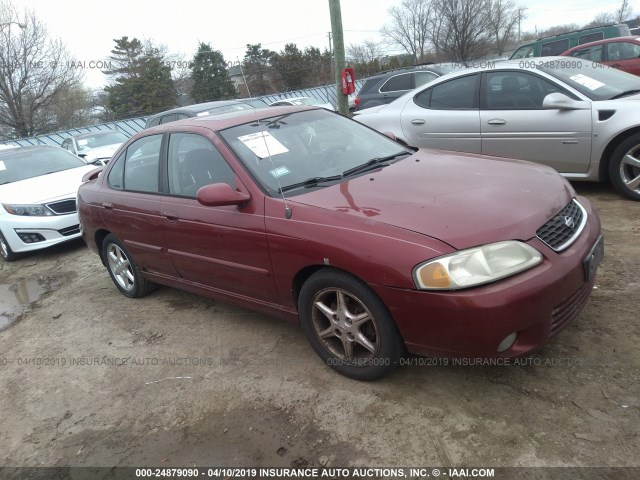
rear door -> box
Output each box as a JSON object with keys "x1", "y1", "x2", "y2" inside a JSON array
[
  {"x1": 160, "y1": 131, "x2": 277, "y2": 301},
  {"x1": 400, "y1": 73, "x2": 481, "y2": 153},
  {"x1": 100, "y1": 133, "x2": 178, "y2": 276},
  {"x1": 480, "y1": 70, "x2": 592, "y2": 173}
]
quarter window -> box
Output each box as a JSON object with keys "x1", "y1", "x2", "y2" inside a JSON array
[{"x1": 167, "y1": 133, "x2": 236, "y2": 198}]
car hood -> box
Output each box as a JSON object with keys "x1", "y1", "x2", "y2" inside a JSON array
[
  {"x1": 289, "y1": 149, "x2": 574, "y2": 250},
  {"x1": 0, "y1": 165, "x2": 96, "y2": 204},
  {"x1": 81, "y1": 143, "x2": 122, "y2": 161}
]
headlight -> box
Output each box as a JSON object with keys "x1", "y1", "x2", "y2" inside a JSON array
[
  {"x1": 2, "y1": 203, "x2": 53, "y2": 216},
  {"x1": 413, "y1": 241, "x2": 543, "y2": 290}
]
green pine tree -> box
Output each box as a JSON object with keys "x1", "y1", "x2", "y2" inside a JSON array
[{"x1": 190, "y1": 42, "x2": 237, "y2": 103}]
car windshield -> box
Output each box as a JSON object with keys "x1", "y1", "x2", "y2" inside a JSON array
[
  {"x1": 539, "y1": 61, "x2": 640, "y2": 100},
  {"x1": 219, "y1": 109, "x2": 411, "y2": 197},
  {"x1": 196, "y1": 103, "x2": 253, "y2": 116},
  {"x1": 0, "y1": 148, "x2": 86, "y2": 184},
  {"x1": 75, "y1": 132, "x2": 127, "y2": 151}
]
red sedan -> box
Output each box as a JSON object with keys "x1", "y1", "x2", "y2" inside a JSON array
[
  {"x1": 562, "y1": 36, "x2": 640, "y2": 76},
  {"x1": 78, "y1": 107, "x2": 603, "y2": 380}
]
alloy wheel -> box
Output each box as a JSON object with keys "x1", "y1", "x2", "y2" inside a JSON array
[{"x1": 106, "y1": 243, "x2": 135, "y2": 291}]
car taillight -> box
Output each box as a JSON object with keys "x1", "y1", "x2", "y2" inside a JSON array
[{"x1": 354, "y1": 97, "x2": 361, "y2": 107}]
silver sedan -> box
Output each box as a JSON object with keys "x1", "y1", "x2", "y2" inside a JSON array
[{"x1": 354, "y1": 57, "x2": 640, "y2": 200}]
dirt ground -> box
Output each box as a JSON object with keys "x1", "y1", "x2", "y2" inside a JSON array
[{"x1": 0, "y1": 181, "x2": 638, "y2": 473}]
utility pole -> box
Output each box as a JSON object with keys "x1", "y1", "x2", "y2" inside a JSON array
[{"x1": 328, "y1": 0, "x2": 348, "y2": 116}]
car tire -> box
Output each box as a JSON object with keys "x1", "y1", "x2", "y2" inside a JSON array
[
  {"x1": 609, "y1": 133, "x2": 640, "y2": 201},
  {"x1": 298, "y1": 269, "x2": 403, "y2": 380},
  {"x1": 102, "y1": 234, "x2": 158, "y2": 298},
  {"x1": 0, "y1": 231, "x2": 18, "y2": 262}
]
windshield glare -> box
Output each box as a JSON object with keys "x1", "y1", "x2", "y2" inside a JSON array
[
  {"x1": 0, "y1": 148, "x2": 86, "y2": 184},
  {"x1": 540, "y1": 61, "x2": 640, "y2": 100},
  {"x1": 76, "y1": 132, "x2": 127, "y2": 151},
  {"x1": 220, "y1": 109, "x2": 410, "y2": 196}
]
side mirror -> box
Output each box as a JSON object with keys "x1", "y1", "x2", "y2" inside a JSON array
[
  {"x1": 542, "y1": 92, "x2": 590, "y2": 110},
  {"x1": 82, "y1": 167, "x2": 103, "y2": 182},
  {"x1": 196, "y1": 183, "x2": 251, "y2": 207}
]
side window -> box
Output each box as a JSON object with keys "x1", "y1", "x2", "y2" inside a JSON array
[
  {"x1": 414, "y1": 71, "x2": 439, "y2": 88},
  {"x1": 61, "y1": 139, "x2": 71, "y2": 151},
  {"x1": 159, "y1": 114, "x2": 177, "y2": 125},
  {"x1": 415, "y1": 75, "x2": 478, "y2": 109},
  {"x1": 107, "y1": 153, "x2": 125, "y2": 189},
  {"x1": 567, "y1": 45, "x2": 603, "y2": 62},
  {"x1": 121, "y1": 135, "x2": 162, "y2": 193},
  {"x1": 541, "y1": 39, "x2": 569, "y2": 56},
  {"x1": 485, "y1": 71, "x2": 563, "y2": 109},
  {"x1": 607, "y1": 41, "x2": 640, "y2": 61},
  {"x1": 167, "y1": 133, "x2": 236, "y2": 198},
  {"x1": 380, "y1": 73, "x2": 413, "y2": 92},
  {"x1": 176, "y1": 113, "x2": 190, "y2": 120},
  {"x1": 579, "y1": 32, "x2": 603, "y2": 45},
  {"x1": 511, "y1": 45, "x2": 534, "y2": 59}
]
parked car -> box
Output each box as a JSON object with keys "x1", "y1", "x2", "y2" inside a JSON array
[
  {"x1": 353, "y1": 64, "x2": 462, "y2": 111},
  {"x1": 0, "y1": 145, "x2": 98, "y2": 261},
  {"x1": 269, "y1": 96, "x2": 334, "y2": 111},
  {"x1": 354, "y1": 57, "x2": 640, "y2": 201},
  {"x1": 61, "y1": 130, "x2": 128, "y2": 165},
  {"x1": 237, "y1": 97, "x2": 270, "y2": 108},
  {"x1": 510, "y1": 23, "x2": 631, "y2": 59},
  {"x1": 78, "y1": 106, "x2": 603, "y2": 380},
  {"x1": 561, "y1": 36, "x2": 640, "y2": 76},
  {"x1": 144, "y1": 100, "x2": 256, "y2": 128}
]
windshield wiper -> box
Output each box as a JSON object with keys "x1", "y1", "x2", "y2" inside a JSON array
[
  {"x1": 609, "y1": 90, "x2": 640, "y2": 100},
  {"x1": 278, "y1": 175, "x2": 343, "y2": 193},
  {"x1": 342, "y1": 151, "x2": 411, "y2": 177}
]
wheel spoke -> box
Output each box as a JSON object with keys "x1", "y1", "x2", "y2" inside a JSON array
[
  {"x1": 349, "y1": 311, "x2": 370, "y2": 327},
  {"x1": 625, "y1": 172, "x2": 640, "y2": 190},
  {"x1": 125, "y1": 269, "x2": 134, "y2": 282},
  {"x1": 355, "y1": 332, "x2": 376, "y2": 353},
  {"x1": 335, "y1": 290, "x2": 347, "y2": 315},
  {"x1": 341, "y1": 337, "x2": 353, "y2": 359},
  {"x1": 623, "y1": 153, "x2": 640, "y2": 169},
  {"x1": 314, "y1": 301, "x2": 335, "y2": 321},
  {"x1": 318, "y1": 326, "x2": 335, "y2": 339}
]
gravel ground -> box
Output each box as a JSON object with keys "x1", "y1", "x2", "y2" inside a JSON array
[{"x1": 0, "y1": 182, "x2": 638, "y2": 474}]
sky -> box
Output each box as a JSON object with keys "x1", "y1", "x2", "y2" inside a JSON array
[{"x1": 8, "y1": 0, "x2": 635, "y2": 90}]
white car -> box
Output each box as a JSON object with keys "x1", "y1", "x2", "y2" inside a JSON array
[
  {"x1": 61, "y1": 131, "x2": 128, "y2": 165},
  {"x1": 0, "y1": 145, "x2": 97, "y2": 261},
  {"x1": 354, "y1": 57, "x2": 640, "y2": 200},
  {"x1": 269, "y1": 96, "x2": 335, "y2": 111}
]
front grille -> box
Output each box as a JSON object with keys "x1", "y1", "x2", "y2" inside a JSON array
[
  {"x1": 550, "y1": 276, "x2": 595, "y2": 337},
  {"x1": 58, "y1": 225, "x2": 80, "y2": 236},
  {"x1": 536, "y1": 199, "x2": 586, "y2": 252},
  {"x1": 46, "y1": 199, "x2": 76, "y2": 215}
]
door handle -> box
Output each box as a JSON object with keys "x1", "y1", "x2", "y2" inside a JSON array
[
  {"x1": 487, "y1": 119, "x2": 506, "y2": 126},
  {"x1": 102, "y1": 202, "x2": 113, "y2": 210},
  {"x1": 163, "y1": 211, "x2": 179, "y2": 222},
  {"x1": 411, "y1": 119, "x2": 426, "y2": 125}
]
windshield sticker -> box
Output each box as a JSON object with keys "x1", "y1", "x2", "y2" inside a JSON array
[
  {"x1": 238, "y1": 131, "x2": 289, "y2": 159},
  {"x1": 569, "y1": 74, "x2": 605, "y2": 91},
  {"x1": 0, "y1": 161, "x2": 5, "y2": 171},
  {"x1": 269, "y1": 166, "x2": 290, "y2": 178},
  {"x1": 77, "y1": 139, "x2": 89, "y2": 146},
  {"x1": 196, "y1": 111, "x2": 209, "y2": 117}
]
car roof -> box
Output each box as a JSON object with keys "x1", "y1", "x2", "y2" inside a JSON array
[
  {"x1": 563, "y1": 35, "x2": 640, "y2": 52},
  {"x1": 143, "y1": 105, "x2": 318, "y2": 135},
  {"x1": 0, "y1": 144, "x2": 60, "y2": 158},
  {"x1": 151, "y1": 100, "x2": 245, "y2": 116}
]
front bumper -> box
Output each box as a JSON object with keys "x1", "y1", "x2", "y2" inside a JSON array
[
  {"x1": 0, "y1": 212, "x2": 82, "y2": 254},
  {"x1": 373, "y1": 196, "x2": 602, "y2": 358}
]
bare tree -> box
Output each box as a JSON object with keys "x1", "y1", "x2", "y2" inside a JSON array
[
  {"x1": 347, "y1": 40, "x2": 383, "y2": 76},
  {"x1": 616, "y1": 0, "x2": 632, "y2": 22},
  {"x1": 381, "y1": 0, "x2": 433, "y2": 63},
  {"x1": 433, "y1": 0, "x2": 493, "y2": 61},
  {"x1": 587, "y1": 12, "x2": 615, "y2": 27},
  {"x1": 0, "y1": 0, "x2": 83, "y2": 139},
  {"x1": 486, "y1": 1, "x2": 526, "y2": 56}
]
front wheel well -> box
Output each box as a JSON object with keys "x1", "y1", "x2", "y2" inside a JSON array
[
  {"x1": 292, "y1": 265, "x2": 372, "y2": 308},
  {"x1": 599, "y1": 126, "x2": 640, "y2": 182}
]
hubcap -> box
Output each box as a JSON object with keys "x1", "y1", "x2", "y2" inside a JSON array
[
  {"x1": 107, "y1": 244, "x2": 135, "y2": 291},
  {"x1": 620, "y1": 144, "x2": 640, "y2": 194},
  {"x1": 311, "y1": 288, "x2": 379, "y2": 361}
]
